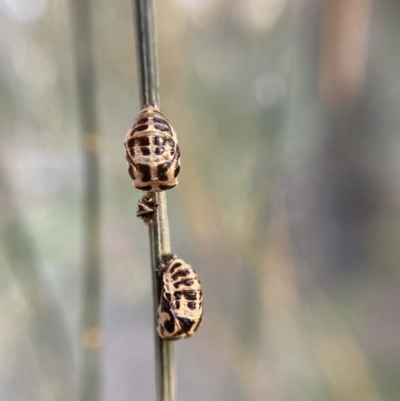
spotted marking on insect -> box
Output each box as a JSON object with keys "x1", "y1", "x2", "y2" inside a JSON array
[
  {"x1": 136, "y1": 194, "x2": 159, "y2": 225},
  {"x1": 156, "y1": 254, "x2": 202, "y2": 340},
  {"x1": 124, "y1": 106, "x2": 180, "y2": 192}
]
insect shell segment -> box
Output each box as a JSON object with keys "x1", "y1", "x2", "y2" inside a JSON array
[
  {"x1": 124, "y1": 106, "x2": 181, "y2": 192},
  {"x1": 136, "y1": 194, "x2": 159, "y2": 226},
  {"x1": 156, "y1": 254, "x2": 203, "y2": 340}
]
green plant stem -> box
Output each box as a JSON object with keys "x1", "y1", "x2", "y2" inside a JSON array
[
  {"x1": 70, "y1": 0, "x2": 102, "y2": 400},
  {"x1": 133, "y1": 1, "x2": 176, "y2": 401}
]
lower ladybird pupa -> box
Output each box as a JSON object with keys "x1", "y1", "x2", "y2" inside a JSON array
[{"x1": 156, "y1": 254, "x2": 203, "y2": 340}]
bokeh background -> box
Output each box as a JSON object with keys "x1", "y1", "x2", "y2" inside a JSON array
[{"x1": 1, "y1": 0, "x2": 400, "y2": 400}]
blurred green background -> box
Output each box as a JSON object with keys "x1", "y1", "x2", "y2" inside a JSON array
[{"x1": 1, "y1": 0, "x2": 400, "y2": 400}]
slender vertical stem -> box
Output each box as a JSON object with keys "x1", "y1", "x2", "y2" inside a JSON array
[
  {"x1": 149, "y1": 192, "x2": 175, "y2": 401},
  {"x1": 133, "y1": 0, "x2": 159, "y2": 107},
  {"x1": 133, "y1": 1, "x2": 176, "y2": 400},
  {"x1": 70, "y1": 0, "x2": 102, "y2": 400}
]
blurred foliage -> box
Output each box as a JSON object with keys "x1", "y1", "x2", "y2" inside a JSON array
[{"x1": 0, "y1": 0, "x2": 400, "y2": 400}]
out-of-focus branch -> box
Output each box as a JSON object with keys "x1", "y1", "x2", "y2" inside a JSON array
[
  {"x1": 320, "y1": 0, "x2": 372, "y2": 106},
  {"x1": 70, "y1": 0, "x2": 102, "y2": 399}
]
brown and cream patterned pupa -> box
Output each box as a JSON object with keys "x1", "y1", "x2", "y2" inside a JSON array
[
  {"x1": 124, "y1": 106, "x2": 180, "y2": 192},
  {"x1": 156, "y1": 254, "x2": 203, "y2": 340}
]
